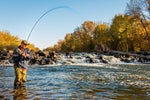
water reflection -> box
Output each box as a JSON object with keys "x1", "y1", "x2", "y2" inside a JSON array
[{"x1": 13, "y1": 86, "x2": 28, "y2": 100}]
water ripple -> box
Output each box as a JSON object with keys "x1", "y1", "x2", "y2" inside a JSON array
[{"x1": 0, "y1": 64, "x2": 150, "y2": 99}]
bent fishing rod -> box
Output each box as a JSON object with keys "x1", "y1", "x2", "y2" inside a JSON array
[{"x1": 26, "y1": 6, "x2": 70, "y2": 42}]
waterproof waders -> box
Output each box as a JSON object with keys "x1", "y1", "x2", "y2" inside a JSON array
[{"x1": 14, "y1": 64, "x2": 27, "y2": 88}]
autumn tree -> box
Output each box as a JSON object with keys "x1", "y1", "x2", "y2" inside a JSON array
[
  {"x1": 0, "y1": 31, "x2": 20, "y2": 50},
  {"x1": 126, "y1": 0, "x2": 150, "y2": 40},
  {"x1": 81, "y1": 21, "x2": 96, "y2": 52},
  {"x1": 0, "y1": 30, "x2": 40, "y2": 51},
  {"x1": 110, "y1": 14, "x2": 138, "y2": 51},
  {"x1": 93, "y1": 23, "x2": 110, "y2": 50}
]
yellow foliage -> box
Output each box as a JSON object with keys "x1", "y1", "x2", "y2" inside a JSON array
[
  {"x1": 0, "y1": 31, "x2": 40, "y2": 51},
  {"x1": 27, "y1": 43, "x2": 40, "y2": 52},
  {"x1": 43, "y1": 17, "x2": 150, "y2": 52},
  {"x1": 0, "y1": 31, "x2": 20, "y2": 50}
]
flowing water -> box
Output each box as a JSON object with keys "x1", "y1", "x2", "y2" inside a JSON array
[{"x1": 0, "y1": 64, "x2": 150, "y2": 100}]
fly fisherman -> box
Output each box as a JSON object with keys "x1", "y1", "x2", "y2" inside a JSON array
[{"x1": 13, "y1": 40, "x2": 31, "y2": 88}]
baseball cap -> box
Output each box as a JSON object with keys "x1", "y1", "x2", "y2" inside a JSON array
[{"x1": 21, "y1": 40, "x2": 29, "y2": 45}]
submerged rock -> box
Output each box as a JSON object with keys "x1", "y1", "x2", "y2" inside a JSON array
[{"x1": 100, "y1": 55, "x2": 121, "y2": 63}]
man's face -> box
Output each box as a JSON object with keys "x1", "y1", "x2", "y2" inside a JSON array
[{"x1": 21, "y1": 43, "x2": 27, "y2": 49}]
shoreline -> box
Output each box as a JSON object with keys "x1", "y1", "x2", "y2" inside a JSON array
[
  {"x1": 0, "y1": 51, "x2": 150, "y2": 67},
  {"x1": 0, "y1": 62, "x2": 150, "y2": 68}
]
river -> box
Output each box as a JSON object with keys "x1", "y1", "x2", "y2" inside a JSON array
[{"x1": 0, "y1": 64, "x2": 150, "y2": 99}]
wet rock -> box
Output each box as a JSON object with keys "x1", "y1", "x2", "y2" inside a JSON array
[
  {"x1": 89, "y1": 58, "x2": 94, "y2": 63},
  {"x1": 94, "y1": 59, "x2": 101, "y2": 63},
  {"x1": 62, "y1": 61, "x2": 72, "y2": 65},
  {"x1": 138, "y1": 58, "x2": 145, "y2": 63},
  {"x1": 39, "y1": 58, "x2": 46, "y2": 65},
  {"x1": 101, "y1": 58, "x2": 108, "y2": 64},
  {"x1": 131, "y1": 58, "x2": 137, "y2": 62},
  {"x1": 36, "y1": 50, "x2": 46, "y2": 57},
  {"x1": 124, "y1": 58, "x2": 130, "y2": 63},
  {"x1": 86, "y1": 54, "x2": 93, "y2": 59},
  {"x1": 75, "y1": 56, "x2": 82, "y2": 59},
  {"x1": 48, "y1": 51, "x2": 58, "y2": 63},
  {"x1": 0, "y1": 49, "x2": 10, "y2": 60},
  {"x1": 30, "y1": 58, "x2": 37, "y2": 65},
  {"x1": 100, "y1": 55, "x2": 121, "y2": 63},
  {"x1": 114, "y1": 54, "x2": 121, "y2": 58},
  {"x1": 65, "y1": 52, "x2": 69, "y2": 57}
]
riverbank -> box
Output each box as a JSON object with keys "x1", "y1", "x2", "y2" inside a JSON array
[{"x1": 0, "y1": 50, "x2": 150, "y2": 67}]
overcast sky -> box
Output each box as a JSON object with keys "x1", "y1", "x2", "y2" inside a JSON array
[{"x1": 0, "y1": 0, "x2": 130, "y2": 50}]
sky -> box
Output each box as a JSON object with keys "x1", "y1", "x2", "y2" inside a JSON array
[{"x1": 0, "y1": 0, "x2": 130, "y2": 50}]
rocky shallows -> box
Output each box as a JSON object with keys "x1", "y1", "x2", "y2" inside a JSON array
[{"x1": 0, "y1": 49, "x2": 150, "y2": 66}]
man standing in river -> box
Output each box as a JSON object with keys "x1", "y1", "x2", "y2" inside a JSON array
[{"x1": 13, "y1": 40, "x2": 31, "y2": 88}]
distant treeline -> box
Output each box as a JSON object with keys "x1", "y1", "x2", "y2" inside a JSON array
[
  {"x1": 0, "y1": 31, "x2": 40, "y2": 51},
  {"x1": 45, "y1": 14, "x2": 150, "y2": 52},
  {"x1": 45, "y1": 0, "x2": 150, "y2": 52}
]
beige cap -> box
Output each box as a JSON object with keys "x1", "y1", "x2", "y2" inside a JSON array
[{"x1": 21, "y1": 40, "x2": 29, "y2": 45}]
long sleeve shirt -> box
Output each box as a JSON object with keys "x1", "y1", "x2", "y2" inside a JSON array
[{"x1": 13, "y1": 46, "x2": 32, "y2": 69}]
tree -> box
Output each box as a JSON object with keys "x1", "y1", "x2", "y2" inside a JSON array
[
  {"x1": 110, "y1": 14, "x2": 137, "y2": 51},
  {"x1": 81, "y1": 21, "x2": 96, "y2": 52},
  {"x1": 94, "y1": 23, "x2": 110, "y2": 47},
  {"x1": 126, "y1": 0, "x2": 150, "y2": 40},
  {"x1": 0, "y1": 30, "x2": 40, "y2": 51}
]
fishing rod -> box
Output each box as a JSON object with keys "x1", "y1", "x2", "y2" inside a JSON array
[{"x1": 26, "y1": 6, "x2": 70, "y2": 42}]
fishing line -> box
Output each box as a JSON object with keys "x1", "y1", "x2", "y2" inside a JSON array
[{"x1": 27, "y1": 6, "x2": 85, "y2": 42}]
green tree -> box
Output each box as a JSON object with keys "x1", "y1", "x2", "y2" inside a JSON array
[
  {"x1": 94, "y1": 23, "x2": 110, "y2": 48},
  {"x1": 110, "y1": 14, "x2": 135, "y2": 51}
]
